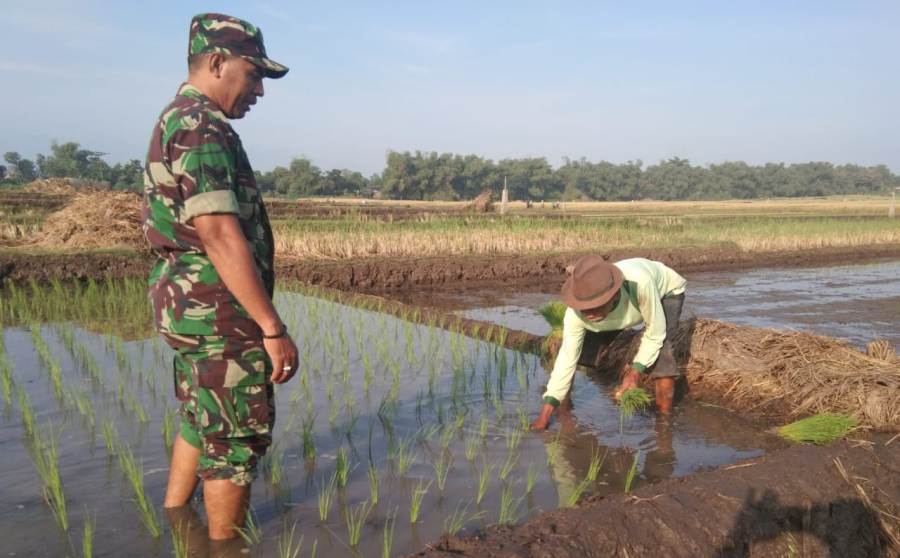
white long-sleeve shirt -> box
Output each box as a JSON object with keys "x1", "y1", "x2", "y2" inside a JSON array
[{"x1": 542, "y1": 258, "x2": 686, "y2": 406}]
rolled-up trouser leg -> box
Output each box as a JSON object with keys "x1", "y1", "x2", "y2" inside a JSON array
[{"x1": 648, "y1": 293, "x2": 685, "y2": 379}]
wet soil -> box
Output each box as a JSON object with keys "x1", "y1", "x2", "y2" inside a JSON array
[
  {"x1": 0, "y1": 250, "x2": 150, "y2": 283},
  {"x1": 277, "y1": 244, "x2": 900, "y2": 291},
  {"x1": 410, "y1": 436, "x2": 900, "y2": 558},
  {"x1": 2, "y1": 244, "x2": 899, "y2": 289}
]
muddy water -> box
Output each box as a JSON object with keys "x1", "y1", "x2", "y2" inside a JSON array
[
  {"x1": 0, "y1": 285, "x2": 779, "y2": 557},
  {"x1": 433, "y1": 260, "x2": 900, "y2": 349}
]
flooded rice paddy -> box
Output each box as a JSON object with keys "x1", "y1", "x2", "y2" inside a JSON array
[
  {"x1": 2, "y1": 280, "x2": 788, "y2": 557},
  {"x1": 451, "y1": 260, "x2": 900, "y2": 350}
]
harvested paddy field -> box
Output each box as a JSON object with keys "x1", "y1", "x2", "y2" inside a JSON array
[
  {"x1": 2, "y1": 190, "x2": 899, "y2": 287},
  {"x1": 1, "y1": 190, "x2": 899, "y2": 557}
]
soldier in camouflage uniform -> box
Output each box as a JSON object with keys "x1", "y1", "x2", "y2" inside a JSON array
[{"x1": 141, "y1": 13, "x2": 296, "y2": 541}]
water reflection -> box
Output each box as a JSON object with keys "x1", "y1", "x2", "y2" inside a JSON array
[{"x1": 454, "y1": 261, "x2": 900, "y2": 349}]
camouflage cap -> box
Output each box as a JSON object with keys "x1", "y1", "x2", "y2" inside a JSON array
[{"x1": 189, "y1": 13, "x2": 288, "y2": 79}]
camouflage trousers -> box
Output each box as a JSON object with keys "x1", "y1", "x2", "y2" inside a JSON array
[{"x1": 165, "y1": 333, "x2": 275, "y2": 486}]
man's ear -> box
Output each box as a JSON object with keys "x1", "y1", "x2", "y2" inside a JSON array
[{"x1": 208, "y1": 53, "x2": 227, "y2": 78}]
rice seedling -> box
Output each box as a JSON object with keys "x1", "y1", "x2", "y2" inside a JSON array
[
  {"x1": 618, "y1": 388, "x2": 653, "y2": 433},
  {"x1": 498, "y1": 483, "x2": 523, "y2": 526},
  {"x1": 546, "y1": 429, "x2": 562, "y2": 467},
  {"x1": 517, "y1": 407, "x2": 529, "y2": 432},
  {"x1": 100, "y1": 418, "x2": 117, "y2": 456},
  {"x1": 118, "y1": 447, "x2": 161, "y2": 537},
  {"x1": 443, "y1": 500, "x2": 485, "y2": 536},
  {"x1": 506, "y1": 427, "x2": 522, "y2": 451},
  {"x1": 420, "y1": 423, "x2": 441, "y2": 443},
  {"x1": 624, "y1": 450, "x2": 641, "y2": 493},
  {"x1": 82, "y1": 507, "x2": 95, "y2": 558},
  {"x1": 433, "y1": 451, "x2": 453, "y2": 491},
  {"x1": 479, "y1": 415, "x2": 489, "y2": 439},
  {"x1": 126, "y1": 392, "x2": 147, "y2": 423},
  {"x1": 335, "y1": 447, "x2": 352, "y2": 488},
  {"x1": 454, "y1": 410, "x2": 467, "y2": 431},
  {"x1": 409, "y1": 479, "x2": 431, "y2": 524},
  {"x1": 0, "y1": 359, "x2": 13, "y2": 408},
  {"x1": 778, "y1": 413, "x2": 858, "y2": 444},
  {"x1": 17, "y1": 385, "x2": 35, "y2": 438},
  {"x1": 464, "y1": 434, "x2": 481, "y2": 461},
  {"x1": 440, "y1": 423, "x2": 457, "y2": 450},
  {"x1": 367, "y1": 463, "x2": 379, "y2": 504},
  {"x1": 499, "y1": 450, "x2": 518, "y2": 481},
  {"x1": 262, "y1": 442, "x2": 285, "y2": 486},
  {"x1": 235, "y1": 507, "x2": 262, "y2": 546},
  {"x1": 31, "y1": 425, "x2": 68, "y2": 531},
  {"x1": 170, "y1": 519, "x2": 189, "y2": 558},
  {"x1": 476, "y1": 460, "x2": 492, "y2": 505},
  {"x1": 328, "y1": 396, "x2": 340, "y2": 427},
  {"x1": 344, "y1": 500, "x2": 373, "y2": 547},
  {"x1": 565, "y1": 475, "x2": 593, "y2": 507},
  {"x1": 538, "y1": 302, "x2": 566, "y2": 354},
  {"x1": 526, "y1": 462, "x2": 540, "y2": 494},
  {"x1": 492, "y1": 394, "x2": 505, "y2": 421},
  {"x1": 382, "y1": 508, "x2": 397, "y2": 558},
  {"x1": 301, "y1": 415, "x2": 317, "y2": 460},
  {"x1": 65, "y1": 389, "x2": 95, "y2": 427},
  {"x1": 586, "y1": 446, "x2": 608, "y2": 482},
  {"x1": 394, "y1": 436, "x2": 415, "y2": 476},
  {"x1": 317, "y1": 472, "x2": 337, "y2": 522},
  {"x1": 161, "y1": 408, "x2": 176, "y2": 458},
  {"x1": 277, "y1": 520, "x2": 305, "y2": 558}
]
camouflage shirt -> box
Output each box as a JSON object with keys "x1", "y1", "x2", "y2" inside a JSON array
[{"x1": 142, "y1": 82, "x2": 274, "y2": 339}]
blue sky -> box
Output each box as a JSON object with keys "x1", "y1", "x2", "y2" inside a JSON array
[{"x1": 1, "y1": 1, "x2": 898, "y2": 175}]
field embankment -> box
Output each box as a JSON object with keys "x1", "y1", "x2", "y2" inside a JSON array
[
  {"x1": 2, "y1": 190, "x2": 899, "y2": 287},
  {"x1": 409, "y1": 437, "x2": 900, "y2": 558}
]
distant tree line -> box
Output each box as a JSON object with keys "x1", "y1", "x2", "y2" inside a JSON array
[
  {"x1": 3, "y1": 142, "x2": 897, "y2": 200},
  {"x1": 376, "y1": 152, "x2": 898, "y2": 201},
  {"x1": 2, "y1": 142, "x2": 144, "y2": 191}
]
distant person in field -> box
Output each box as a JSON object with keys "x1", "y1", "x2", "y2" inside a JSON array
[
  {"x1": 531, "y1": 256, "x2": 686, "y2": 430},
  {"x1": 141, "y1": 13, "x2": 296, "y2": 542}
]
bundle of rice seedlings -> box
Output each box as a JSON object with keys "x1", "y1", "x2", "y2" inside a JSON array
[
  {"x1": 619, "y1": 388, "x2": 653, "y2": 418},
  {"x1": 618, "y1": 388, "x2": 653, "y2": 432},
  {"x1": 539, "y1": 301, "x2": 567, "y2": 356},
  {"x1": 777, "y1": 413, "x2": 857, "y2": 445}
]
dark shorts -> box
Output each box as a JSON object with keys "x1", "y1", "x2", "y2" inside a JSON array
[
  {"x1": 579, "y1": 293, "x2": 685, "y2": 378},
  {"x1": 649, "y1": 293, "x2": 685, "y2": 379},
  {"x1": 166, "y1": 334, "x2": 275, "y2": 486}
]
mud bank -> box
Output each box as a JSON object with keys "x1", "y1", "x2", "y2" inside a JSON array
[
  {"x1": 0, "y1": 250, "x2": 150, "y2": 283},
  {"x1": 275, "y1": 244, "x2": 900, "y2": 292},
  {"x1": 409, "y1": 437, "x2": 900, "y2": 558},
  {"x1": 2, "y1": 244, "x2": 899, "y2": 288}
]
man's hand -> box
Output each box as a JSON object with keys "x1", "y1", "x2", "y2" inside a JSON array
[
  {"x1": 613, "y1": 365, "x2": 641, "y2": 400},
  {"x1": 530, "y1": 403, "x2": 556, "y2": 431},
  {"x1": 265, "y1": 332, "x2": 299, "y2": 384}
]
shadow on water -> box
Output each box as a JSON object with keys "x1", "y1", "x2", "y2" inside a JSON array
[{"x1": 713, "y1": 489, "x2": 891, "y2": 558}]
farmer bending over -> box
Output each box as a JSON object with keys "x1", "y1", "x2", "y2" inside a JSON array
[{"x1": 531, "y1": 256, "x2": 686, "y2": 430}]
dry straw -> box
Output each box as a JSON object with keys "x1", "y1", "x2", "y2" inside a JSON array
[
  {"x1": 34, "y1": 191, "x2": 147, "y2": 251},
  {"x1": 595, "y1": 319, "x2": 900, "y2": 430}
]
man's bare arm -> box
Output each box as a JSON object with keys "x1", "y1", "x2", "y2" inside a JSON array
[{"x1": 193, "y1": 213, "x2": 297, "y2": 383}]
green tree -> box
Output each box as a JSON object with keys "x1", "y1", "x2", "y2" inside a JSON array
[
  {"x1": 38, "y1": 141, "x2": 109, "y2": 181},
  {"x1": 3, "y1": 151, "x2": 38, "y2": 182}
]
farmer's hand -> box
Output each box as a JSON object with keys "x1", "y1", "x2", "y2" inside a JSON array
[
  {"x1": 530, "y1": 403, "x2": 556, "y2": 431},
  {"x1": 264, "y1": 328, "x2": 299, "y2": 384},
  {"x1": 613, "y1": 365, "x2": 641, "y2": 400}
]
